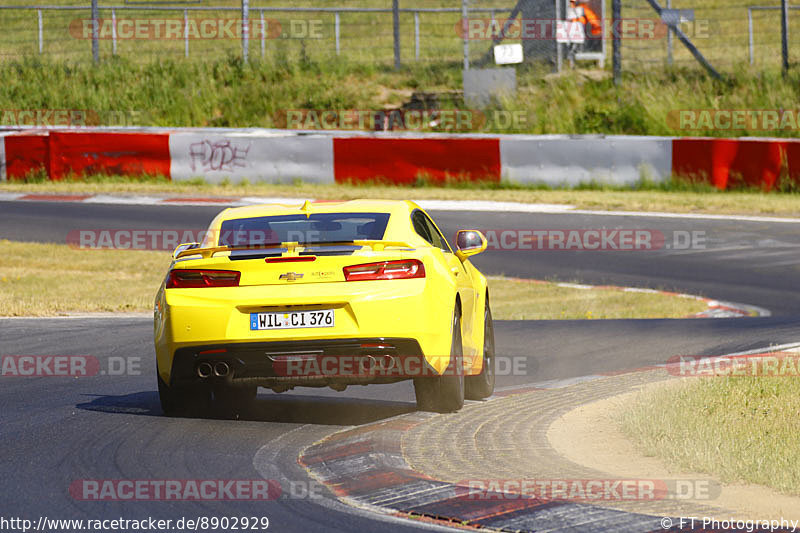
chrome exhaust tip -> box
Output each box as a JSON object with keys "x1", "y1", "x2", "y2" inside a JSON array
[
  {"x1": 213, "y1": 361, "x2": 230, "y2": 378},
  {"x1": 197, "y1": 362, "x2": 213, "y2": 379},
  {"x1": 377, "y1": 354, "x2": 395, "y2": 369},
  {"x1": 359, "y1": 355, "x2": 377, "y2": 372}
]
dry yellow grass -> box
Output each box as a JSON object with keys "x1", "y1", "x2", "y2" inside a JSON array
[
  {"x1": 620, "y1": 374, "x2": 800, "y2": 496},
  {"x1": 487, "y1": 276, "x2": 708, "y2": 319},
  {"x1": 0, "y1": 239, "x2": 170, "y2": 316}
]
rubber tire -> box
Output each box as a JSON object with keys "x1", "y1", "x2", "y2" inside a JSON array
[
  {"x1": 213, "y1": 386, "x2": 257, "y2": 416},
  {"x1": 413, "y1": 306, "x2": 465, "y2": 413},
  {"x1": 157, "y1": 370, "x2": 210, "y2": 417},
  {"x1": 465, "y1": 302, "x2": 495, "y2": 401}
]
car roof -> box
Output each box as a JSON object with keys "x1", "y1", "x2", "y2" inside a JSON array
[{"x1": 199, "y1": 199, "x2": 438, "y2": 248}]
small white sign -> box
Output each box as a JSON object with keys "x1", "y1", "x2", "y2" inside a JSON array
[{"x1": 493, "y1": 43, "x2": 523, "y2": 65}]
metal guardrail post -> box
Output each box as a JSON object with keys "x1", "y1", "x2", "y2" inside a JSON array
[
  {"x1": 666, "y1": 0, "x2": 673, "y2": 65},
  {"x1": 414, "y1": 11, "x2": 419, "y2": 60},
  {"x1": 242, "y1": 0, "x2": 249, "y2": 63},
  {"x1": 335, "y1": 12, "x2": 340, "y2": 55},
  {"x1": 613, "y1": 0, "x2": 621, "y2": 85},
  {"x1": 260, "y1": 10, "x2": 265, "y2": 58},
  {"x1": 555, "y1": 0, "x2": 562, "y2": 73},
  {"x1": 91, "y1": 0, "x2": 99, "y2": 63},
  {"x1": 37, "y1": 9, "x2": 42, "y2": 54},
  {"x1": 111, "y1": 8, "x2": 117, "y2": 55},
  {"x1": 462, "y1": 0, "x2": 468, "y2": 70},
  {"x1": 748, "y1": 8, "x2": 754, "y2": 65},
  {"x1": 781, "y1": 0, "x2": 789, "y2": 74},
  {"x1": 392, "y1": 0, "x2": 400, "y2": 68}
]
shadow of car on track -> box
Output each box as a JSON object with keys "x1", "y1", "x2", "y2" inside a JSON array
[{"x1": 76, "y1": 391, "x2": 416, "y2": 425}]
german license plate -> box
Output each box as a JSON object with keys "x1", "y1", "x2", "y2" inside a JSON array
[{"x1": 250, "y1": 309, "x2": 334, "y2": 330}]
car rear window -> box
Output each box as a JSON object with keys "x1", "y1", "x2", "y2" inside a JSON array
[{"x1": 218, "y1": 212, "x2": 391, "y2": 246}]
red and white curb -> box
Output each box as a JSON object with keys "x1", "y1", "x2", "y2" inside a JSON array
[
  {"x1": 2, "y1": 191, "x2": 800, "y2": 223},
  {"x1": 299, "y1": 414, "x2": 665, "y2": 532},
  {"x1": 298, "y1": 342, "x2": 800, "y2": 531}
]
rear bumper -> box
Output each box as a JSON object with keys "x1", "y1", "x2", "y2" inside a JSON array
[
  {"x1": 169, "y1": 337, "x2": 435, "y2": 389},
  {"x1": 154, "y1": 278, "x2": 457, "y2": 384}
]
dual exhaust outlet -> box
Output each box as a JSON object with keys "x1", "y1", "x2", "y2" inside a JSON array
[
  {"x1": 359, "y1": 354, "x2": 396, "y2": 371},
  {"x1": 195, "y1": 354, "x2": 397, "y2": 379},
  {"x1": 196, "y1": 361, "x2": 230, "y2": 379}
]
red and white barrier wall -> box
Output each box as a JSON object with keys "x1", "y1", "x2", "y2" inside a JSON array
[
  {"x1": 1, "y1": 129, "x2": 799, "y2": 189},
  {"x1": 168, "y1": 132, "x2": 336, "y2": 183}
]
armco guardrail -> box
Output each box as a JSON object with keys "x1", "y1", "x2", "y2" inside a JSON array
[{"x1": 1, "y1": 128, "x2": 798, "y2": 189}]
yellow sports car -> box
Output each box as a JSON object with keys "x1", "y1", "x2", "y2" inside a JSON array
[{"x1": 153, "y1": 199, "x2": 494, "y2": 415}]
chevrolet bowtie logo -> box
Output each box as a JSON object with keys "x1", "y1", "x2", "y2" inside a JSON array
[{"x1": 279, "y1": 272, "x2": 303, "y2": 281}]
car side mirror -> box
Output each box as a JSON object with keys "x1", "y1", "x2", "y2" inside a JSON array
[
  {"x1": 173, "y1": 242, "x2": 200, "y2": 259},
  {"x1": 455, "y1": 230, "x2": 487, "y2": 260}
]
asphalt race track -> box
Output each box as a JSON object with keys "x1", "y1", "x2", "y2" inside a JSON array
[{"x1": 1, "y1": 199, "x2": 799, "y2": 532}]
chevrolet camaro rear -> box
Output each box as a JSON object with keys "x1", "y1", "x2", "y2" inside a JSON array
[{"x1": 154, "y1": 199, "x2": 494, "y2": 415}]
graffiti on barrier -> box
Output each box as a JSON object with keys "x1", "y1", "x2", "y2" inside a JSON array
[{"x1": 189, "y1": 139, "x2": 250, "y2": 173}]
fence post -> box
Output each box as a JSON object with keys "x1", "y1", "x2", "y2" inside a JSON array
[
  {"x1": 111, "y1": 8, "x2": 117, "y2": 55},
  {"x1": 462, "y1": 0, "x2": 469, "y2": 70},
  {"x1": 335, "y1": 12, "x2": 340, "y2": 55},
  {"x1": 612, "y1": 0, "x2": 621, "y2": 85},
  {"x1": 242, "y1": 0, "x2": 249, "y2": 63},
  {"x1": 184, "y1": 9, "x2": 189, "y2": 58},
  {"x1": 414, "y1": 11, "x2": 419, "y2": 60},
  {"x1": 666, "y1": 0, "x2": 672, "y2": 65},
  {"x1": 781, "y1": 0, "x2": 789, "y2": 74},
  {"x1": 393, "y1": 0, "x2": 401, "y2": 68},
  {"x1": 91, "y1": 0, "x2": 99, "y2": 63},
  {"x1": 555, "y1": 0, "x2": 562, "y2": 72},
  {"x1": 748, "y1": 8, "x2": 754, "y2": 65},
  {"x1": 260, "y1": 10, "x2": 265, "y2": 58},
  {"x1": 37, "y1": 9, "x2": 43, "y2": 54}
]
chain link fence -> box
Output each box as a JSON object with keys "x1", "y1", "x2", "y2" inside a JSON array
[
  {"x1": 620, "y1": 0, "x2": 800, "y2": 73},
  {"x1": 0, "y1": 0, "x2": 796, "y2": 76},
  {"x1": 0, "y1": 1, "x2": 519, "y2": 65}
]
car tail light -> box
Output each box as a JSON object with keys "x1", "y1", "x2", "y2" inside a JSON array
[
  {"x1": 343, "y1": 259, "x2": 425, "y2": 281},
  {"x1": 167, "y1": 269, "x2": 240, "y2": 288}
]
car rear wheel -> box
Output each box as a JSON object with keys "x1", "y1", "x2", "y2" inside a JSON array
[
  {"x1": 465, "y1": 301, "x2": 495, "y2": 400},
  {"x1": 157, "y1": 370, "x2": 210, "y2": 417},
  {"x1": 414, "y1": 306, "x2": 465, "y2": 413}
]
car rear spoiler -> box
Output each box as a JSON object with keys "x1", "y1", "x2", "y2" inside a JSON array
[{"x1": 175, "y1": 240, "x2": 416, "y2": 260}]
